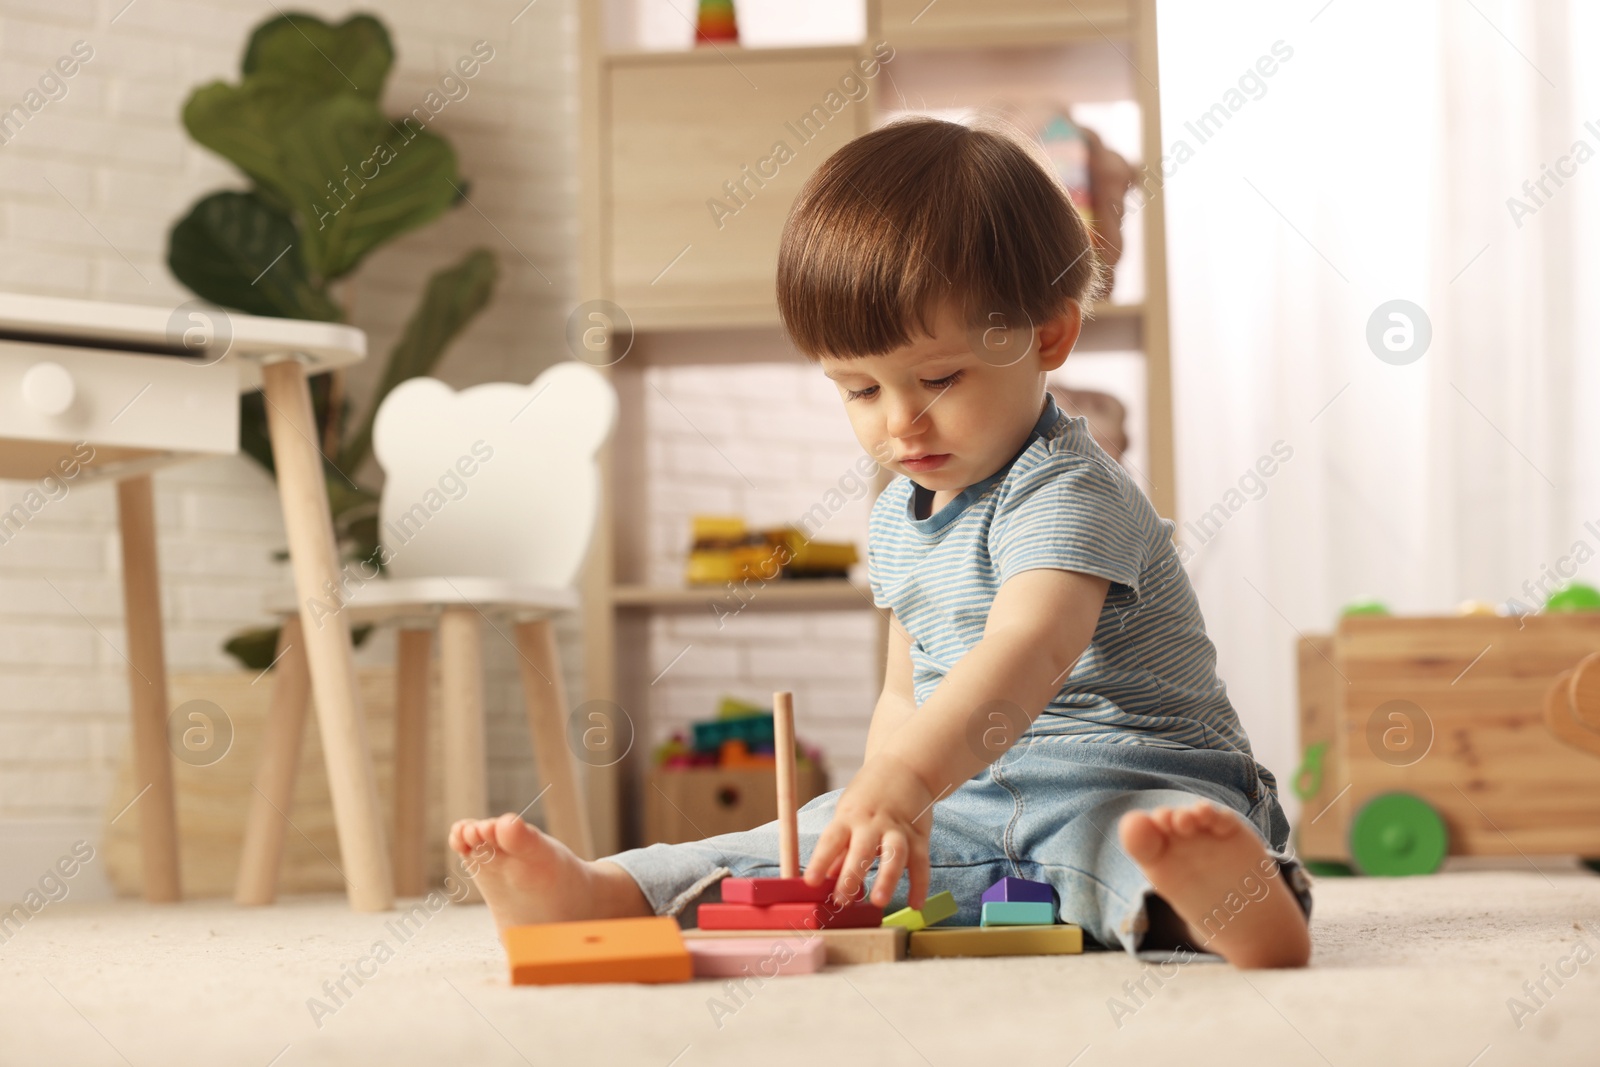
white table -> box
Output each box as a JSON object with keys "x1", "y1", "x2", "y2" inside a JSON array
[{"x1": 0, "y1": 292, "x2": 393, "y2": 912}]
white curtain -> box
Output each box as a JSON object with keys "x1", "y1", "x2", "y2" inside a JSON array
[{"x1": 1157, "y1": 0, "x2": 1600, "y2": 814}]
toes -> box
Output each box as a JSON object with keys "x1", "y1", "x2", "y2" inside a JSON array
[
  {"x1": 1149, "y1": 807, "x2": 1176, "y2": 834},
  {"x1": 1172, "y1": 807, "x2": 1198, "y2": 836},
  {"x1": 447, "y1": 820, "x2": 469, "y2": 856},
  {"x1": 1202, "y1": 803, "x2": 1242, "y2": 839},
  {"x1": 1118, "y1": 810, "x2": 1169, "y2": 865},
  {"x1": 494, "y1": 811, "x2": 540, "y2": 855}
]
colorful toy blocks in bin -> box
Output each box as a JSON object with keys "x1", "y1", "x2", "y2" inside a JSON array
[
  {"x1": 503, "y1": 917, "x2": 692, "y2": 986},
  {"x1": 980, "y1": 901, "x2": 1056, "y2": 927},
  {"x1": 697, "y1": 900, "x2": 883, "y2": 931},
  {"x1": 687, "y1": 936, "x2": 825, "y2": 977},
  {"x1": 883, "y1": 890, "x2": 959, "y2": 933},
  {"x1": 693, "y1": 714, "x2": 775, "y2": 752},
  {"x1": 980, "y1": 876, "x2": 1055, "y2": 905}
]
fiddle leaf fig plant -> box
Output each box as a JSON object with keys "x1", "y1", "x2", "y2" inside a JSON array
[{"x1": 167, "y1": 12, "x2": 498, "y2": 670}]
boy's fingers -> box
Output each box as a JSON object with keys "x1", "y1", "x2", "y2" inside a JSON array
[
  {"x1": 804, "y1": 822, "x2": 849, "y2": 885},
  {"x1": 907, "y1": 838, "x2": 930, "y2": 911},
  {"x1": 872, "y1": 831, "x2": 908, "y2": 907},
  {"x1": 835, "y1": 835, "x2": 878, "y2": 908}
]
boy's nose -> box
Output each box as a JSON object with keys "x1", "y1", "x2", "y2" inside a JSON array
[{"x1": 884, "y1": 395, "x2": 926, "y2": 439}]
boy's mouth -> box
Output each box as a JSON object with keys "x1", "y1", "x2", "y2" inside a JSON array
[{"x1": 900, "y1": 453, "x2": 950, "y2": 472}]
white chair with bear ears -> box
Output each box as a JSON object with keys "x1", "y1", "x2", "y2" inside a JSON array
[{"x1": 234, "y1": 361, "x2": 616, "y2": 904}]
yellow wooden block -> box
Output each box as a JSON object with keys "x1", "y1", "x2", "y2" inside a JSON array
[
  {"x1": 907, "y1": 924, "x2": 1084, "y2": 958},
  {"x1": 682, "y1": 925, "x2": 907, "y2": 965}
]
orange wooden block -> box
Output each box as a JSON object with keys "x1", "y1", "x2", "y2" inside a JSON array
[{"x1": 503, "y1": 916, "x2": 692, "y2": 986}]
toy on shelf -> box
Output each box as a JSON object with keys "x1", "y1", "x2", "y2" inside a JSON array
[
  {"x1": 693, "y1": 0, "x2": 738, "y2": 44},
  {"x1": 1340, "y1": 597, "x2": 1391, "y2": 618},
  {"x1": 1295, "y1": 605, "x2": 1600, "y2": 877},
  {"x1": 503, "y1": 916, "x2": 692, "y2": 986},
  {"x1": 685, "y1": 515, "x2": 859, "y2": 586}
]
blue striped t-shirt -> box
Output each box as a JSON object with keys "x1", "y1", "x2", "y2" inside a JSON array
[{"x1": 867, "y1": 391, "x2": 1261, "y2": 766}]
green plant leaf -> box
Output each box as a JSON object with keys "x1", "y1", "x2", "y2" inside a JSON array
[
  {"x1": 242, "y1": 13, "x2": 393, "y2": 102},
  {"x1": 183, "y1": 81, "x2": 301, "y2": 198},
  {"x1": 339, "y1": 248, "x2": 498, "y2": 473},
  {"x1": 167, "y1": 190, "x2": 341, "y2": 321},
  {"x1": 278, "y1": 95, "x2": 461, "y2": 280}
]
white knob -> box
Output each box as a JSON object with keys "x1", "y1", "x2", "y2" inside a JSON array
[{"x1": 21, "y1": 361, "x2": 75, "y2": 416}]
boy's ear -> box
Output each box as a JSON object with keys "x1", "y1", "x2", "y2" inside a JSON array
[{"x1": 1037, "y1": 300, "x2": 1083, "y2": 372}]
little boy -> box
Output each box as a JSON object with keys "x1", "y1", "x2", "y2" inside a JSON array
[{"x1": 450, "y1": 116, "x2": 1313, "y2": 968}]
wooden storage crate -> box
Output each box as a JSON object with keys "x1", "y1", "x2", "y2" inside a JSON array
[
  {"x1": 645, "y1": 763, "x2": 829, "y2": 844},
  {"x1": 1295, "y1": 614, "x2": 1600, "y2": 871}
]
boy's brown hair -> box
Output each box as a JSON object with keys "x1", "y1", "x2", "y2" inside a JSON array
[{"x1": 776, "y1": 114, "x2": 1107, "y2": 361}]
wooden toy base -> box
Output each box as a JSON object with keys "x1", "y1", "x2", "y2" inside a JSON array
[
  {"x1": 907, "y1": 924, "x2": 1084, "y2": 958},
  {"x1": 683, "y1": 926, "x2": 908, "y2": 965}
]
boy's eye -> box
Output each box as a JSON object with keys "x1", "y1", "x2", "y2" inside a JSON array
[{"x1": 841, "y1": 371, "x2": 960, "y2": 401}]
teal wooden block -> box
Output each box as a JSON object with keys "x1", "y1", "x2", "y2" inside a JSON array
[
  {"x1": 980, "y1": 901, "x2": 1055, "y2": 927},
  {"x1": 883, "y1": 890, "x2": 959, "y2": 933}
]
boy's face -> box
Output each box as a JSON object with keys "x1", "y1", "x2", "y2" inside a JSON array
[{"x1": 820, "y1": 299, "x2": 1081, "y2": 498}]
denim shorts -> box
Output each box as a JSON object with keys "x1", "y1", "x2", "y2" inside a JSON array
[{"x1": 605, "y1": 739, "x2": 1314, "y2": 957}]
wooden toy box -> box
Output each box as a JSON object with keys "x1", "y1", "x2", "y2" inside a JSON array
[
  {"x1": 645, "y1": 763, "x2": 829, "y2": 844},
  {"x1": 1295, "y1": 614, "x2": 1600, "y2": 870}
]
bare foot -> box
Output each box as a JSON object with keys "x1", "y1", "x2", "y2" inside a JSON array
[
  {"x1": 448, "y1": 813, "x2": 653, "y2": 933},
  {"x1": 1118, "y1": 801, "x2": 1311, "y2": 968}
]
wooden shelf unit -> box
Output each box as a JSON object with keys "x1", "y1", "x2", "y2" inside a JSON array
[{"x1": 575, "y1": 0, "x2": 1175, "y2": 854}]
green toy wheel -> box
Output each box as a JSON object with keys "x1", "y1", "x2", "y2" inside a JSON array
[{"x1": 1349, "y1": 792, "x2": 1448, "y2": 876}]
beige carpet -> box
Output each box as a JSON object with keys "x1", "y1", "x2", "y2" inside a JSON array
[{"x1": 3, "y1": 860, "x2": 1598, "y2": 1067}]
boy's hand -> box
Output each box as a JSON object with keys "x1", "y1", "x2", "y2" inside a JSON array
[{"x1": 804, "y1": 752, "x2": 939, "y2": 910}]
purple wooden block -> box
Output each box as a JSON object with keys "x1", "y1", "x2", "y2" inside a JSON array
[{"x1": 981, "y1": 876, "x2": 1054, "y2": 905}]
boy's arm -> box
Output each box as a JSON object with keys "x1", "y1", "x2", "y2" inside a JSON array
[
  {"x1": 862, "y1": 613, "x2": 918, "y2": 765},
  {"x1": 806, "y1": 569, "x2": 1109, "y2": 909},
  {"x1": 875, "y1": 568, "x2": 1110, "y2": 798}
]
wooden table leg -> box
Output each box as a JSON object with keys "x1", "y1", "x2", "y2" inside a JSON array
[
  {"x1": 115, "y1": 474, "x2": 181, "y2": 903},
  {"x1": 514, "y1": 618, "x2": 594, "y2": 860},
  {"x1": 235, "y1": 616, "x2": 311, "y2": 905},
  {"x1": 393, "y1": 628, "x2": 432, "y2": 897},
  {"x1": 261, "y1": 358, "x2": 393, "y2": 912},
  {"x1": 440, "y1": 607, "x2": 486, "y2": 901}
]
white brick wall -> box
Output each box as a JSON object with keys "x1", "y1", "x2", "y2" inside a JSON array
[
  {"x1": 0, "y1": 0, "x2": 582, "y2": 849},
  {"x1": 641, "y1": 363, "x2": 882, "y2": 786}
]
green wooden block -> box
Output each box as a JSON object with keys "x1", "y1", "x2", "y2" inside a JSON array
[
  {"x1": 980, "y1": 901, "x2": 1055, "y2": 927},
  {"x1": 883, "y1": 906, "x2": 926, "y2": 933},
  {"x1": 882, "y1": 890, "x2": 958, "y2": 933},
  {"x1": 920, "y1": 891, "x2": 957, "y2": 926}
]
